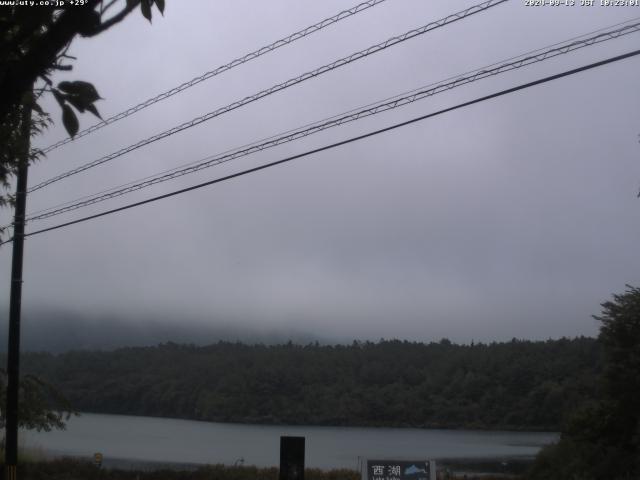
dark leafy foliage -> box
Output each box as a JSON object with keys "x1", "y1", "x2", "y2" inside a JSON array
[
  {"x1": 0, "y1": 368, "x2": 75, "y2": 432},
  {"x1": 0, "y1": 458, "x2": 517, "y2": 480},
  {"x1": 528, "y1": 286, "x2": 640, "y2": 480},
  {"x1": 0, "y1": 458, "x2": 358, "y2": 480},
  {"x1": 0, "y1": 0, "x2": 165, "y2": 218},
  {"x1": 20, "y1": 337, "x2": 600, "y2": 431}
]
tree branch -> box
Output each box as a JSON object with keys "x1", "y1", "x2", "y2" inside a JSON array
[
  {"x1": 100, "y1": 0, "x2": 120, "y2": 16},
  {"x1": 0, "y1": 0, "x2": 142, "y2": 122},
  {"x1": 84, "y1": 0, "x2": 141, "y2": 36}
]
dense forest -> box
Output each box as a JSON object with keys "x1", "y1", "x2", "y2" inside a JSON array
[{"x1": 20, "y1": 337, "x2": 600, "y2": 431}]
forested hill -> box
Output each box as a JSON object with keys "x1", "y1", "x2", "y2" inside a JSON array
[{"x1": 21, "y1": 338, "x2": 600, "y2": 431}]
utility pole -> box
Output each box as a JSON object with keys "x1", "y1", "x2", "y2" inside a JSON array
[{"x1": 5, "y1": 100, "x2": 32, "y2": 480}]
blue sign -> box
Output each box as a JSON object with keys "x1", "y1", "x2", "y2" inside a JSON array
[{"x1": 366, "y1": 460, "x2": 435, "y2": 480}]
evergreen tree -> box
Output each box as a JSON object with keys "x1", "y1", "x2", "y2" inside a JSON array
[{"x1": 529, "y1": 285, "x2": 640, "y2": 480}]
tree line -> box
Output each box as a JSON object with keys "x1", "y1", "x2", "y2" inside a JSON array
[{"x1": 18, "y1": 336, "x2": 600, "y2": 431}]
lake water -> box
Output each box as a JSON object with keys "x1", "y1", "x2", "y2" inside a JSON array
[{"x1": 23, "y1": 413, "x2": 558, "y2": 470}]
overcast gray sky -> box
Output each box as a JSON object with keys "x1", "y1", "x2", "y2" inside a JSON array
[{"x1": 1, "y1": 0, "x2": 639, "y2": 345}]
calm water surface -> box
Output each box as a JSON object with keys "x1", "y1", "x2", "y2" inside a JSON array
[{"x1": 24, "y1": 413, "x2": 558, "y2": 469}]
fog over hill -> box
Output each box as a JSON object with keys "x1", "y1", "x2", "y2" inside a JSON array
[
  {"x1": 0, "y1": 308, "x2": 338, "y2": 353},
  {"x1": 2, "y1": 1, "x2": 638, "y2": 347},
  {"x1": 0, "y1": 305, "x2": 598, "y2": 353}
]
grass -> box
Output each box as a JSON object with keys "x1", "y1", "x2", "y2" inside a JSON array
[
  {"x1": 0, "y1": 458, "x2": 525, "y2": 480},
  {"x1": 2, "y1": 458, "x2": 359, "y2": 480}
]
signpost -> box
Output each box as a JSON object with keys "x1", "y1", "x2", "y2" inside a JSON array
[
  {"x1": 280, "y1": 436, "x2": 305, "y2": 480},
  {"x1": 363, "y1": 460, "x2": 436, "y2": 480}
]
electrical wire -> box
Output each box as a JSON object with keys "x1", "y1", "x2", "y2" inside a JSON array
[
  {"x1": 26, "y1": 14, "x2": 640, "y2": 220},
  {"x1": 22, "y1": 19, "x2": 640, "y2": 223},
  {"x1": 1, "y1": 47, "x2": 636, "y2": 246},
  {"x1": 39, "y1": 0, "x2": 390, "y2": 154},
  {"x1": 28, "y1": 0, "x2": 507, "y2": 193}
]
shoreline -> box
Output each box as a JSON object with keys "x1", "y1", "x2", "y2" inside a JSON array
[{"x1": 69, "y1": 410, "x2": 561, "y2": 434}]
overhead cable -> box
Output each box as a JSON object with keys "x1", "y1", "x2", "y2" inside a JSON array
[
  {"x1": 28, "y1": 15, "x2": 640, "y2": 220},
  {"x1": 39, "y1": 0, "x2": 390, "y2": 154},
  {"x1": 23, "y1": 20, "x2": 640, "y2": 223},
  {"x1": 28, "y1": 0, "x2": 508, "y2": 193},
  {"x1": 2, "y1": 47, "x2": 637, "y2": 245}
]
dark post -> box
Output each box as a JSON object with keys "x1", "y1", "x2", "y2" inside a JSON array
[
  {"x1": 5, "y1": 101, "x2": 32, "y2": 480},
  {"x1": 279, "y1": 436, "x2": 305, "y2": 480}
]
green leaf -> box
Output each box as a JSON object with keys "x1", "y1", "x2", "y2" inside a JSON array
[
  {"x1": 64, "y1": 95, "x2": 86, "y2": 113},
  {"x1": 141, "y1": 0, "x2": 152, "y2": 22},
  {"x1": 58, "y1": 80, "x2": 101, "y2": 104},
  {"x1": 61, "y1": 104, "x2": 79, "y2": 137},
  {"x1": 155, "y1": 0, "x2": 165, "y2": 14},
  {"x1": 85, "y1": 104, "x2": 102, "y2": 120}
]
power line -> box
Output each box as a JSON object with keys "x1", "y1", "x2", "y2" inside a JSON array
[
  {"x1": 26, "y1": 15, "x2": 640, "y2": 221},
  {"x1": 4, "y1": 47, "x2": 637, "y2": 245},
  {"x1": 28, "y1": 0, "x2": 507, "y2": 193},
  {"x1": 39, "y1": 0, "x2": 390, "y2": 154},
  {"x1": 22, "y1": 20, "x2": 640, "y2": 223}
]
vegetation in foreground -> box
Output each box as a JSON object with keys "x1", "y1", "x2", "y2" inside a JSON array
[
  {"x1": 19, "y1": 336, "x2": 599, "y2": 431},
  {"x1": 528, "y1": 285, "x2": 640, "y2": 480},
  {"x1": 1, "y1": 459, "x2": 353, "y2": 480},
  {"x1": 0, "y1": 457, "x2": 520, "y2": 480}
]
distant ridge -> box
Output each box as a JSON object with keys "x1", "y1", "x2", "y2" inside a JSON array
[{"x1": 0, "y1": 308, "x2": 334, "y2": 353}]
